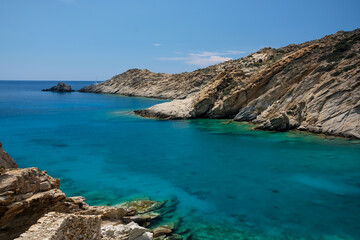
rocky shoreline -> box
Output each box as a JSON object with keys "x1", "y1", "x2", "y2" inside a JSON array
[
  {"x1": 0, "y1": 143, "x2": 187, "y2": 240},
  {"x1": 80, "y1": 29, "x2": 360, "y2": 139}
]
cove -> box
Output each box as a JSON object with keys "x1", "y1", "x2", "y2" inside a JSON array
[{"x1": 0, "y1": 81, "x2": 359, "y2": 239}]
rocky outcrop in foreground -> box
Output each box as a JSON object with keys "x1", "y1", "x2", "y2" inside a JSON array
[
  {"x1": 133, "y1": 29, "x2": 360, "y2": 138},
  {"x1": 0, "y1": 168, "x2": 180, "y2": 240},
  {"x1": 1, "y1": 166, "x2": 181, "y2": 240},
  {"x1": 42, "y1": 82, "x2": 74, "y2": 92},
  {"x1": 0, "y1": 143, "x2": 186, "y2": 240},
  {"x1": 0, "y1": 167, "x2": 87, "y2": 239}
]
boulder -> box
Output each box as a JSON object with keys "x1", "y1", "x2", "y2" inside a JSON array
[
  {"x1": 15, "y1": 212, "x2": 102, "y2": 240},
  {"x1": 101, "y1": 222, "x2": 153, "y2": 240},
  {"x1": 152, "y1": 225, "x2": 172, "y2": 238}
]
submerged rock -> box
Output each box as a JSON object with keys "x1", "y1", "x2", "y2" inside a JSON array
[
  {"x1": 42, "y1": 82, "x2": 74, "y2": 92},
  {"x1": 117, "y1": 199, "x2": 164, "y2": 214},
  {"x1": 152, "y1": 225, "x2": 173, "y2": 238}
]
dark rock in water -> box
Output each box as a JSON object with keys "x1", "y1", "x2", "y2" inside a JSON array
[{"x1": 42, "y1": 82, "x2": 74, "y2": 92}]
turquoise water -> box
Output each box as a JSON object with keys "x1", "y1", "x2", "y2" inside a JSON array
[{"x1": 1, "y1": 81, "x2": 360, "y2": 239}]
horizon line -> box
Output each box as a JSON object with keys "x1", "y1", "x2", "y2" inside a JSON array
[{"x1": 0, "y1": 79, "x2": 103, "y2": 81}]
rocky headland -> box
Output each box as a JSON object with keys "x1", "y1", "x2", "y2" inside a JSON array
[
  {"x1": 0, "y1": 143, "x2": 184, "y2": 240},
  {"x1": 42, "y1": 82, "x2": 74, "y2": 92},
  {"x1": 81, "y1": 29, "x2": 360, "y2": 139}
]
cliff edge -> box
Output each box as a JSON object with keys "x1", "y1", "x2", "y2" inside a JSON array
[
  {"x1": 135, "y1": 29, "x2": 360, "y2": 138},
  {"x1": 0, "y1": 143, "x2": 17, "y2": 169},
  {"x1": 81, "y1": 29, "x2": 360, "y2": 139}
]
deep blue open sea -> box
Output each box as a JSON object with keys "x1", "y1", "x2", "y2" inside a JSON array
[{"x1": 1, "y1": 80, "x2": 360, "y2": 239}]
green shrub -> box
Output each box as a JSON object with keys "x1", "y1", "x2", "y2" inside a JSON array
[
  {"x1": 334, "y1": 40, "x2": 351, "y2": 53},
  {"x1": 345, "y1": 52, "x2": 356, "y2": 59},
  {"x1": 343, "y1": 64, "x2": 357, "y2": 72},
  {"x1": 253, "y1": 62, "x2": 261, "y2": 67},
  {"x1": 331, "y1": 71, "x2": 341, "y2": 76},
  {"x1": 318, "y1": 38, "x2": 354, "y2": 63}
]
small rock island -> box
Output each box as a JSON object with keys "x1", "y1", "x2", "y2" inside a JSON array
[{"x1": 42, "y1": 82, "x2": 74, "y2": 92}]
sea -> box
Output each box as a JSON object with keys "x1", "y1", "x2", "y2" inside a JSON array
[{"x1": 0, "y1": 80, "x2": 359, "y2": 239}]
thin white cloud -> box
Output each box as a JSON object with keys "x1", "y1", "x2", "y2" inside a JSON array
[
  {"x1": 186, "y1": 56, "x2": 232, "y2": 66},
  {"x1": 57, "y1": 0, "x2": 77, "y2": 4},
  {"x1": 225, "y1": 50, "x2": 246, "y2": 55},
  {"x1": 158, "y1": 50, "x2": 245, "y2": 67},
  {"x1": 153, "y1": 43, "x2": 161, "y2": 47}
]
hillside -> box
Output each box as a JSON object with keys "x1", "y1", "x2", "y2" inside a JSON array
[{"x1": 81, "y1": 29, "x2": 360, "y2": 138}]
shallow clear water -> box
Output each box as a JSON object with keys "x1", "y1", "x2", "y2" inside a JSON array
[{"x1": 1, "y1": 81, "x2": 360, "y2": 239}]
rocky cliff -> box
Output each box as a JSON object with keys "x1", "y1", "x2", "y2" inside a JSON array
[
  {"x1": 80, "y1": 29, "x2": 360, "y2": 138},
  {"x1": 79, "y1": 66, "x2": 225, "y2": 99},
  {"x1": 0, "y1": 143, "x2": 17, "y2": 169},
  {"x1": 136, "y1": 30, "x2": 360, "y2": 138}
]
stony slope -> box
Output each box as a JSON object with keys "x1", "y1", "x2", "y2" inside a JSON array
[
  {"x1": 81, "y1": 29, "x2": 360, "y2": 138},
  {"x1": 79, "y1": 67, "x2": 221, "y2": 99},
  {"x1": 135, "y1": 29, "x2": 360, "y2": 138}
]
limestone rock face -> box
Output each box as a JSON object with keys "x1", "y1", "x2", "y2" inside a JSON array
[
  {"x1": 14, "y1": 203, "x2": 156, "y2": 240},
  {"x1": 101, "y1": 222, "x2": 153, "y2": 240},
  {"x1": 79, "y1": 67, "x2": 223, "y2": 99},
  {"x1": 16, "y1": 212, "x2": 102, "y2": 240},
  {"x1": 0, "y1": 143, "x2": 17, "y2": 169},
  {"x1": 0, "y1": 168, "x2": 87, "y2": 240},
  {"x1": 134, "y1": 29, "x2": 360, "y2": 138},
  {"x1": 42, "y1": 82, "x2": 74, "y2": 92}
]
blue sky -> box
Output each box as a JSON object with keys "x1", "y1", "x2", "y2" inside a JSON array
[{"x1": 0, "y1": 0, "x2": 359, "y2": 80}]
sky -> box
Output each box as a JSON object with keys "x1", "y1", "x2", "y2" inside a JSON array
[{"x1": 0, "y1": 0, "x2": 359, "y2": 81}]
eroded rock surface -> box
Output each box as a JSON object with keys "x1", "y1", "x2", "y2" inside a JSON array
[
  {"x1": 16, "y1": 212, "x2": 102, "y2": 240},
  {"x1": 0, "y1": 167, "x2": 88, "y2": 239},
  {"x1": 0, "y1": 164, "x2": 184, "y2": 240},
  {"x1": 79, "y1": 67, "x2": 224, "y2": 99},
  {"x1": 134, "y1": 29, "x2": 360, "y2": 138},
  {"x1": 0, "y1": 142, "x2": 17, "y2": 169}
]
